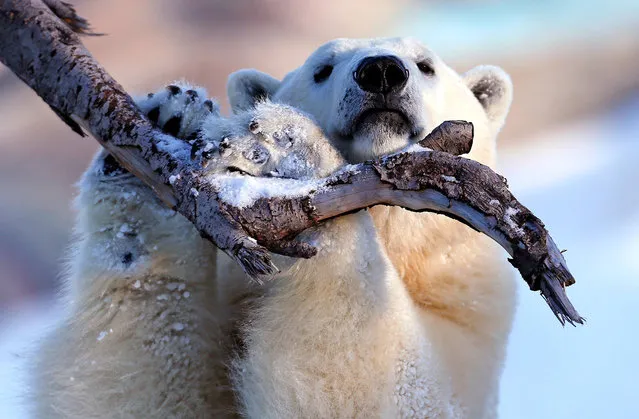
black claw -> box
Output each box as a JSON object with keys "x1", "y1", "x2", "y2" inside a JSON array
[
  {"x1": 185, "y1": 131, "x2": 199, "y2": 142},
  {"x1": 218, "y1": 137, "x2": 231, "y2": 155},
  {"x1": 202, "y1": 149, "x2": 215, "y2": 160},
  {"x1": 121, "y1": 252, "x2": 134, "y2": 266},
  {"x1": 190, "y1": 137, "x2": 205, "y2": 159},
  {"x1": 203, "y1": 100, "x2": 214, "y2": 112},
  {"x1": 102, "y1": 153, "x2": 127, "y2": 176},
  {"x1": 248, "y1": 120, "x2": 260, "y2": 134},
  {"x1": 147, "y1": 106, "x2": 160, "y2": 124},
  {"x1": 191, "y1": 137, "x2": 217, "y2": 160},
  {"x1": 185, "y1": 89, "x2": 198, "y2": 101},
  {"x1": 163, "y1": 115, "x2": 183, "y2": 137},
  {"x1": 167, "y1": 85, "x2": 181, "y2": 96}
]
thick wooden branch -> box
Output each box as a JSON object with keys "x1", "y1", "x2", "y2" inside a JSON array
[{"x1": 0, "y1": 0, "x2": 583, "y2": 325}]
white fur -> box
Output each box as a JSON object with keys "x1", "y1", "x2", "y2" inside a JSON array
[
  {"x1": 33, "y1": 38, "x2": 517, "y2": 418},
  {"x1": 232, "y1": 212, "x2": 460, "y2": 417},
  {"x1": 30, "y1": 149, "x2": 238, "y2": 417}
]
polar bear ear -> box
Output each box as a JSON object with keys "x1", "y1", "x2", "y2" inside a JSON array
[
  {"x1": 463, "y1": 65, "x2": 513, "y2": 128},
  {"x1": 227, "y1": 69, "x2": 282, "y2": 113}
]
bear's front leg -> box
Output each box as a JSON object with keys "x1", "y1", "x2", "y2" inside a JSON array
[{"x1": 31, "y1": 83, "x2": 239, "y2": 419}]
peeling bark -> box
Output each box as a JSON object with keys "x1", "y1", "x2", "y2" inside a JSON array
[{"x1": 0, "y1": 0, "x2": 583, "y2": 325}]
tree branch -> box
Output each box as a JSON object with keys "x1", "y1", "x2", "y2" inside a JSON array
[{"x1": 0, "y1": 0, "x2": 583, "y2": 325}]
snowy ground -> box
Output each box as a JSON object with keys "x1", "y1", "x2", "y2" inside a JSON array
[{"x1": 1, "y1": 96, "x2": 638, "y2": 417}]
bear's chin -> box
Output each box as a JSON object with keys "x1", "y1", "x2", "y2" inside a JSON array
[
  {"x1": 345, "y1": 129, "x2": 411, "y2": 163},
  {"x1": 355, "y1": 110, "x2": 411, "y2": 135},
  {"x1": 335, "y1": 111, "x2": 410, "y2": 162}
]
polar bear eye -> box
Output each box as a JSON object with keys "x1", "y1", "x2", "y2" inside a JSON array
[
  {"x1": 417, "y1": 61, "x2": 435, "y2": 76},
  {"x1": 313, "y1": 65, "x2": 334, "y2": 83}
]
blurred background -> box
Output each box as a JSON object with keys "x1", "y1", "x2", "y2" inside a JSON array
[{"x1": 1, "y1": 0, "x2": 638, "y2": 417}]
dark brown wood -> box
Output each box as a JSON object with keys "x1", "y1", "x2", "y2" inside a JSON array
[
  {"x1": 0, "y1": 0, "x2": 583, "y2": 325},
  {"x1": 41, "y1": 0, "x2": 102, "y2": 36},
  {"x1": 418, "y1": 120, "x2": 473, "y2": 155}
]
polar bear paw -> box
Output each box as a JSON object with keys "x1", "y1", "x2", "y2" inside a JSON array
[
  {"x1": 136, "y1": 82, "x2": 220, "y2": 140},
  {"x1": 194, "y1": 102, "x2": 345, "y2": 180},
  {"x1": 136, "y1": 83, "x2": 345, "y2": 180}
]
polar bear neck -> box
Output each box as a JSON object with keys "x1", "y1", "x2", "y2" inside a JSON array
[
  {"x1": 231, "y1": 210, "x2": 430, "y2": 417},
  {"x1": 265, "y1": 210, "x2": 397, "y2": 318}
]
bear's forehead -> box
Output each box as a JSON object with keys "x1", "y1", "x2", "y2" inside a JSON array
[{"x1": 307, "y1": 37, "x2": 436, "y2": 66}]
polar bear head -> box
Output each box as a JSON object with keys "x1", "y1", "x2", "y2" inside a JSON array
[{"x1": 227, "y1": 37, "x2": 512, "y2": 166}]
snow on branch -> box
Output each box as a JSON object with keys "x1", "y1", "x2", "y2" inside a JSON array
[{"x1": 0, "y1": 0, "x2": 583, "y2": 325}]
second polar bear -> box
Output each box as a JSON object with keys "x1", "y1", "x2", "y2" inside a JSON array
[{"x1": 33, "y1": 37, "x2": 516, "y2": 418}]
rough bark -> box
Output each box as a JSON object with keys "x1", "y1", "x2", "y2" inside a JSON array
[{"x1": 0, "y1": 0, "x2": 583, "y2": 325}]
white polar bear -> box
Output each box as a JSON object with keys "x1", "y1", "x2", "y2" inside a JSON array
[{"x1": 32, "y1": 37, "x2": 516, "y2": 418}]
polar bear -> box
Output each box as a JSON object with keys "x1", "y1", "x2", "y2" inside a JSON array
[{"x1": 32, "y1": 37, "x2": 516, "y2": 418}]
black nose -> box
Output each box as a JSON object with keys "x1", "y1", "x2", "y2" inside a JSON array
[{"x1": 354, "y1": 55, "x2": 408, "y2": 94}]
